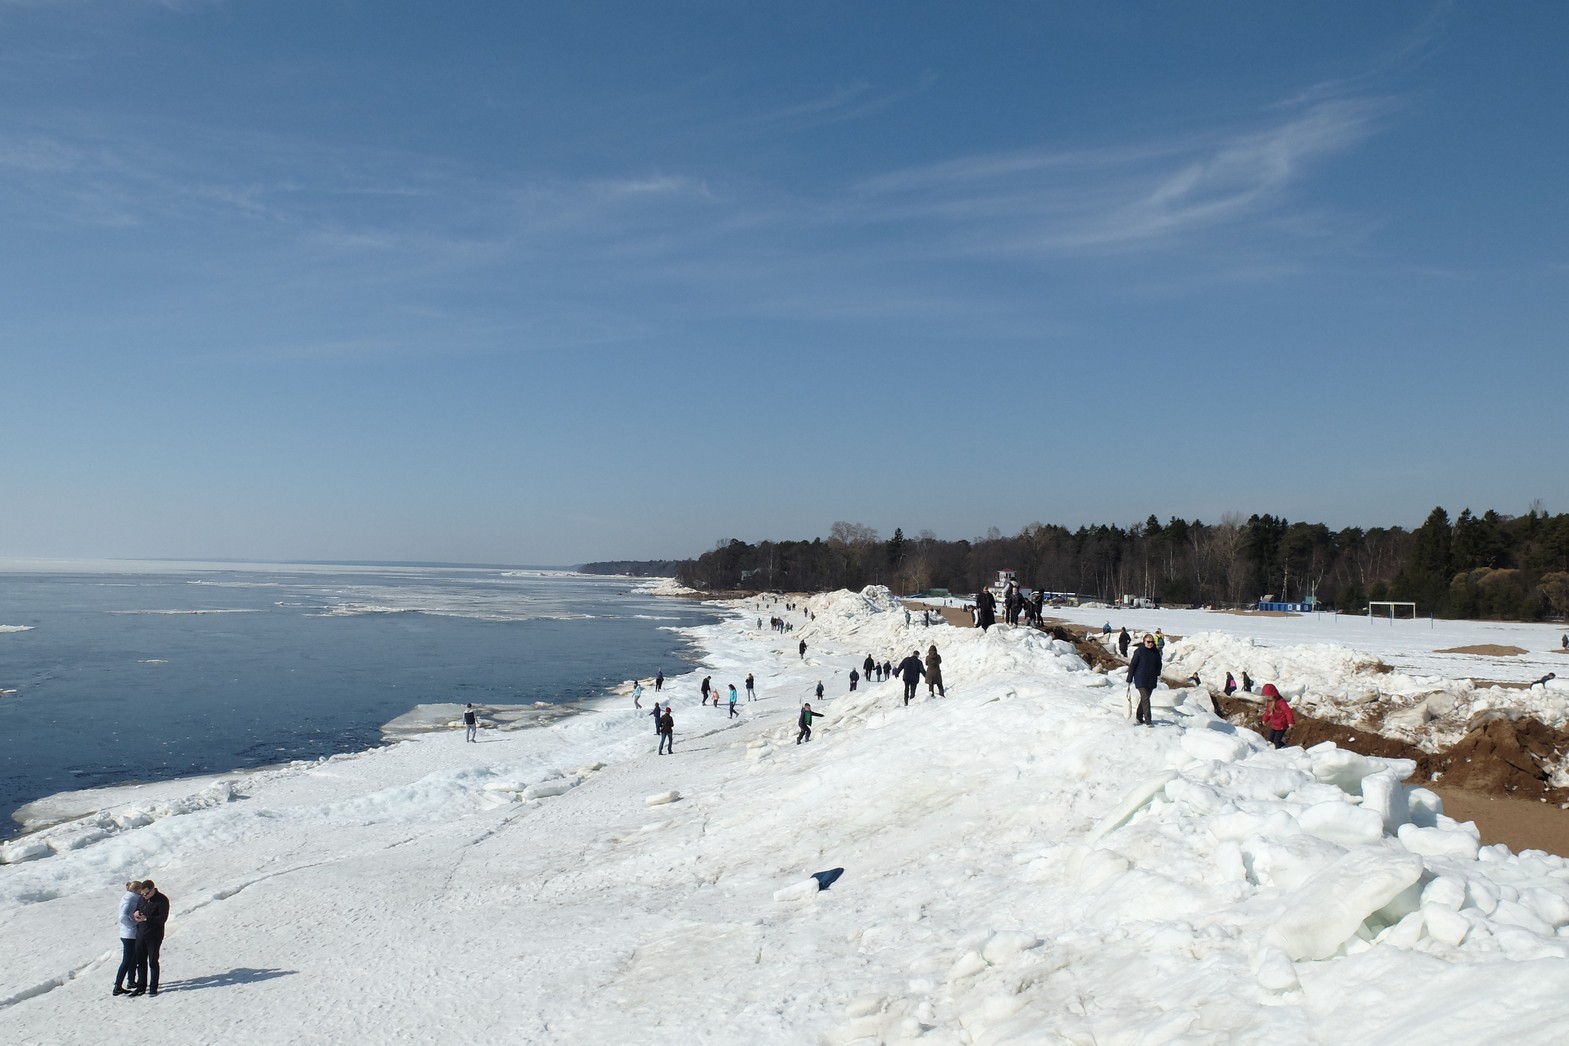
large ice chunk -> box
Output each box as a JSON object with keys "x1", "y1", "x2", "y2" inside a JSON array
[
  {"x1": 1263, "y1": 848, "x2": 1425, "y2": 960},
  {"x1": 1299, "y1": 801, "x2": 1386, "y2": 847}
]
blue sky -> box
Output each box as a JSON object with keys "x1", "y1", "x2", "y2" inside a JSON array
[{"x1": 2, "y1": 1, "x2": 1564, "y2": 565}]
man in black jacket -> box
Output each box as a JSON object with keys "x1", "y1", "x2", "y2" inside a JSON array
[
  {"x1": 896, "y1": 650, "x2": 925, "y2": 706},
  {"x1": 129, "y1": 879, "x2": 170, "y2": 997}
]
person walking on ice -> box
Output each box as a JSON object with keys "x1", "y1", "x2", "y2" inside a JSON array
[
  {"x1": 896, "y1": 650, "x2": 925, "y2": 706},
  {"x1": 849, "y1": 668, "x2": 859, "y2": 691},
  {"x1": 799, "y1": 639, "x2": 807, "y2": 660},
  {"x1": 728, "y1": 683, "x2": 740, "y2": 718},
  {"x1": 797, "y1": 703, "x2": 826, "y2": 744},
  {"x1": 924, "y1": 644, "x2": 945, "y2": 697},
  {"x1": 463, "y1": 704, "x2": 479, "y2": 743},
  {"x1": 1126, "y1": 633, "x2": 1161, "y2": 727},
  {"x1": 746, "y1": 672, "x2": 756, "y2": 700},
  {"x1": 632, "y1": 682, "x2": 643, "y2": 709},
  {"x1": 815, "y1": 681, "x2": 824, "y2": 700},
  {"x1": 658, "y1": 706, "x2": 675, "y2": 754}
]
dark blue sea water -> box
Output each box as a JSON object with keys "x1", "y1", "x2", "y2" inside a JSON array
[{"x1": 0, "y1": 564, "x2": 716, "y2": 837}]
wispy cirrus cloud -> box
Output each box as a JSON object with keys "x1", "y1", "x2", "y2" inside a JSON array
[
  {"x1": 737, "y1": 75, "x2": 936, "y2": 134},
  {"x1": 843, "y1": 93, "x2": 1392, "y2": 256}
]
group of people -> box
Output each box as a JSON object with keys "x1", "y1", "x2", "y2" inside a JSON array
[
  {"x1": 645, "y1": 671, "x2": 765, "y2": 753},
  {"x1": 1121, "y1": 629, "x2": 1291, "y2": 746},
  {"x1": 969, "y1": 583, "x2": 1059, "y2": 632},
  {"x1": 113, "y1": 879, "x2": 169, "y2": 997}
]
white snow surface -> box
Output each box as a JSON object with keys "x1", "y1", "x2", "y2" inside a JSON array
[{"x1": 4, "y1": 590, "x2": 1569, "y2": 1043}]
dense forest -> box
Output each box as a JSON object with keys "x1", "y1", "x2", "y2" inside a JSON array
[{"x1": 672, "y1": 509, "x2": 1569, "y2": 621}]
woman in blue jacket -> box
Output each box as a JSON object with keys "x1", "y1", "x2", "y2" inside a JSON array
[{"x1": 1126, "y1": 633, "x2": 1162, "y2": 727}]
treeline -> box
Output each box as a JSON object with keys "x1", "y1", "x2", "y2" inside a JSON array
[
  {"x1": 672, "y1": 509, "x2": 1569, "y2": 621},
  {"x1": 578, "y1": 559, "x2": 685, "y2": 577}
]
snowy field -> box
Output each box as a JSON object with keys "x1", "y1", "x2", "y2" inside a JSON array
[
  {"x1": 3, "y1": 588, "x2": 1569, "y2": 1044},
  {"x1": 1049, "y1": 604, "x2": 1569, "y2": 761}
]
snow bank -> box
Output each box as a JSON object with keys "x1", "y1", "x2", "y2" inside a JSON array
[{"x1": 3, "y1": 591, "x2": 1569, "y2": 1042}]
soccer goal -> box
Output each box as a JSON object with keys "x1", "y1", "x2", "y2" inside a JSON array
[{"x1": 1368, "y1": 601, "x2": 1418, "y2": 623}]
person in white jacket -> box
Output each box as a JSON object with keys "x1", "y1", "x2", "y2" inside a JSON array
[{"x1": 113, "y1": 880, "x2": 143, "y2": 995}]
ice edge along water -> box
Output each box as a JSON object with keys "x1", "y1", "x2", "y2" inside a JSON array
[{"x1": 2, "y1": 585, "x2": 1569, "y2": 1044}]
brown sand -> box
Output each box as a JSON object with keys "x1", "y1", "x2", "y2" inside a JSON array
[
  {"x1": 1426, "y1": 788, "x2": 1569, "y2": 856},
  {"x1": 1436, "y1": 644, "x2": 1528, "y2": 656}
]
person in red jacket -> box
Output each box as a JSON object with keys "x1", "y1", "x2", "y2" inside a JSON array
[{"x1": 1260, "y1": 684, "x2": 1295, "y2": 749}]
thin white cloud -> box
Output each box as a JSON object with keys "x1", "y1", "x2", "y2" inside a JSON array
[{"x1": 845, "y1": 95, "x2": 1390, "y2": 255}]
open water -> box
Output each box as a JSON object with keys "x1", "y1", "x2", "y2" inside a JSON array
[{"x1": 0, "y1": 563, "x2": 716, "y2": 837}]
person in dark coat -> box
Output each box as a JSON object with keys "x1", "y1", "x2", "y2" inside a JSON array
[
  {"x1": 650, "y1": 702, "x2": 663, "y2": 734},
  {"x1": 924, "y1": 645, "x2": 945, "y2": 697},
  {"x1": 896, "y1": 650, "x2": 925, "y2": 705},
  {"x1": 129, "y1": 880, "x2": 170, "y2": 996},
  {"x1": 658, "y1": 707, "x2": 675, "y2": 754},
  {"x1": 1126, "y1": 633, "x2": 1162, "y2": 727},
  {"x1": 849, "y1": 669, "x2": 859, "y2": 691},
  {"x1": 1223, "y1": 672, "x2": 1237, "y2": 697},
  {"x1": 799, "y1": 639, "x2": 807, "y2": 660},
  {"x1": 1117, "y1": 627, "x2": 1131, "y2": 658},
  {"x1": 975, "y1": 588, "x2": 997, "y2": 631},
  {"x1": 797, "y1": 703, "x2": 825, "y2": 743},
  {"x1": 655, "y1": 670, "x2": 664, "y2": 692},
  {"x1": 700, "y1": 675, "x2": 712, "y2": 705},
  {"x1": 863, "y1": 654, "x2": 876, "y2": 681}
]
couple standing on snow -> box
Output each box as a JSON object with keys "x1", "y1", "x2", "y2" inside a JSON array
[{"x1": 113, "y1": 879, "x2": 170, "y2": 997}]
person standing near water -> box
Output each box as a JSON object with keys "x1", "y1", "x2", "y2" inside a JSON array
[
  {"x1": 700, "y1": 675, "x2": 712, "y2": 705},
  {"x1": 113, "y1": 880, "x2": 142, "y2": 995},
  {"x1": 632, "y1": 682, "x2": 643, "y2": 709},
  {"x1": 463, "y1": 704, "x2": 478, "y2": 743},
  {"x1": 655, "y1": 670, "x2": 664, "y2": 692},
  {"x1": 129, "y1": 879, "x2": 169, "y2": 997}
]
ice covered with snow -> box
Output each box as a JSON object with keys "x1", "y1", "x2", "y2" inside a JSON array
[{"x1": 3, "y1": 589, "x2": 1569, "y2": 1042}]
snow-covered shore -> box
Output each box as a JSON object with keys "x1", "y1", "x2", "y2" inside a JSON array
[{"x1": 3, "y1": 590, "x2": 1569, "y2": 1043}]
